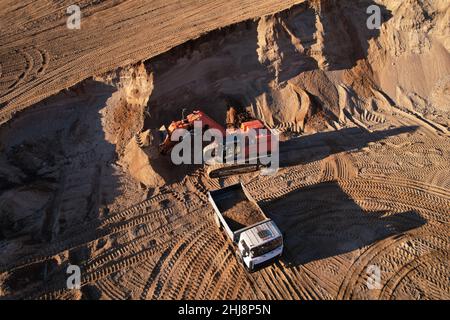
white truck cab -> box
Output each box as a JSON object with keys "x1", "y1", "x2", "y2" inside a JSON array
[{"x1": 238, "y1": 221, "x2": 283, "y2": 271}]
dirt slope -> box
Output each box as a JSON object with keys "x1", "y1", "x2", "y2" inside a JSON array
[{"x1": 0, "y1": 0, "x2": 305, "y2": 125}]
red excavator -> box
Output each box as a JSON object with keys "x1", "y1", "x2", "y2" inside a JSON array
[
  {"x1": 159, "y1": 107, "x2": 277, "y2": 178},
  {"x1": 159, "y1": 109, "x2": 226, "y2": 155}
]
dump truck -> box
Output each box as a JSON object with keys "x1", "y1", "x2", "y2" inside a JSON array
[{"x1": 208, "y1": 182, "x2": 283, "y2": 272}]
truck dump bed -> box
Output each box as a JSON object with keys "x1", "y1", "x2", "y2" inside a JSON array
[{"x1": 208, "y1": 183, "x2": 267, "y2": 233}]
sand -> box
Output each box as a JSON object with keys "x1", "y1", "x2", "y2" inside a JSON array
[
  {"x1": 217, "y1": 192, "x2": 265, "y2": 231},
  {"x1": 0, "y1": 0, "x2": 449, "y2": 300},
  {"x1": 0, "y1": 0, "x2": 305, "y2": 125}
]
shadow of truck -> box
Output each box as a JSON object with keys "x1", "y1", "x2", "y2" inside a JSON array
[{"x1": 262, "y1": 181, "x2": 426, "y2": 266}]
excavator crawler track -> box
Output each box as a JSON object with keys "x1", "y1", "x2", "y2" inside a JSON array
[{"x1": 206, "y1": 163, "x2": 262, "y2": 179}]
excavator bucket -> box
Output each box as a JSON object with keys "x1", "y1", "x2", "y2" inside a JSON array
[
  {"x1": 158, "y1": 125, "x2": 171, "y2": 154},
  {"x1": 159, "y1": 125, "x2": 168, "y2": 143}
]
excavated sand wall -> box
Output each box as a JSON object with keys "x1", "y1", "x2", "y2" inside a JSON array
[{"x1": 0, "y1": 0, "x2": 307, "y2": 125}]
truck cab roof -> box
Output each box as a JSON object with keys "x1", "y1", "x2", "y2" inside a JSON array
[{"x1": 240, "y1": 220, "x2": 282, "y2": 249}]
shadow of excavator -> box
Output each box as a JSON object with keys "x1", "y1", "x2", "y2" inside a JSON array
[{"x1": 278, "y1": 126, "x2": 418, "y2": 168}]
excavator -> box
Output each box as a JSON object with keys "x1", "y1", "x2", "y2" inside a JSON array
[
  {"x1": 159, "y1": 109, "x2": 226, "y2": 155},
  {"x1": 159, "y1": 106, "x2": 277, "y2": 178}
]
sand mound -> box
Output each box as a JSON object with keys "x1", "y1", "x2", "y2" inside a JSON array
[
  {"x1": 223, "y1": 200, "x2": 264, "y2": 230},
  {"x1": 99, "y1": 63, "x2": 154, "y2": 155},
  {"x1": 144, "y1": 0, "x2": 450, "y2": 136},
  {"x1": 368, "y1": 0, "x2": 450, "y2": 127},
  {"x1": 121, "y1": 130, "x2": 166, "y2": 189},
  {"x1": 145, "y1": 0, "x2": 383, "y2": 134},
  {"x1": 0, "y1": 0, "x2": 305, "y2": 125}
]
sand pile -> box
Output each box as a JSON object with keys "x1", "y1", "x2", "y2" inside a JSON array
[
  {"x1": 120, "y1": 130, "x2": 165, "y2": 189},
  {"x1": 223, "y1": 200, "x2": 264, "y2": 230},
  {"x1": 368, "y1": 0, "x2": 450, "y2": 128},
  {"x1": 0, "y1": 0, "x2": 306, "y2": 125},
  {"x1": 95, "y1": 63, "x2": 170, "y2": 188},
  {"x1": 98, "y1": 63, "x2": 154, "y2": 155},
  {"x1": 143, "y1": 0, "x2": 405, "y2": 135},
  {"x1": 222, "y1": 195, "x2": 265, "y2": 230}
]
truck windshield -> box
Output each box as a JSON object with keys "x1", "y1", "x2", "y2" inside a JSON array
[{"x1": 251, "y1": 236, "x2": 282, "y2": 257}]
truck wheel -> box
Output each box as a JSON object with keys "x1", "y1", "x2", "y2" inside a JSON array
[
  {"x1": 214, "y1": 214, "x2": 222, "y2": 229},
  {"x1": 235, "y1": 249, "x2": 242, "y2": 263}
]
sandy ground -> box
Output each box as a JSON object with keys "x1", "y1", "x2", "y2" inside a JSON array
[
  {"x1": 0, "y1": 0, "x2": 305, "y2": 125},
  {"x1": 0, "y1": 0, "x2": 449, "y2": 300}
]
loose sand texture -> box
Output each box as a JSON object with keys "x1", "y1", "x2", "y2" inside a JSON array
[
  {"x1": 0, "y1": 0, "x2": 449, "y2": 300},
  {"x1": 0, "y1": 0, "x2": 305, "y2": 125},
  {"x1": 214, "y1": 190, "x2": 265, "y2": 231}
]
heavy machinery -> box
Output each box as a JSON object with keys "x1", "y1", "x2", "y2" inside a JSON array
[
  {"x1": 159, "y1": 109, "x2": 225, "y2": 155},
  {"x1": 160, "y1": 108, "x2": 282, "y2": 270},
  {"x1": 208, "y1": 182, "x2": 283, "y2": 271},
  {"x1": 159, "y1": 107, "x2": 278, "y2": 178}
]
